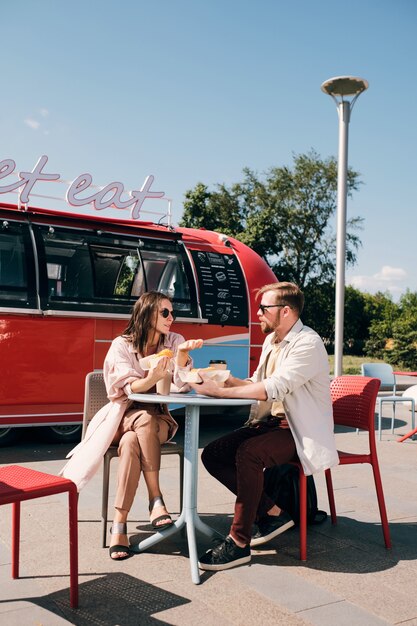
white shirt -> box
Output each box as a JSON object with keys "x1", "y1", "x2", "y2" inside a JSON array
[{"x1": 248, "y1": 319, "x2": 339, "y2": 475}]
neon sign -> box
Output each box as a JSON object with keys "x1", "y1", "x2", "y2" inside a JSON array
[{"x1": 0, "y1": 155, "x2": 165, "y2": 220}]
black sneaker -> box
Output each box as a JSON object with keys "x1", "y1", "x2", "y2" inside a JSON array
[
  {"x1": 198, "y1": 536, "x2": 251, "y2": 571},
  {"x1": 250, "y1": 510, "x2": 295, "y2": 547}
]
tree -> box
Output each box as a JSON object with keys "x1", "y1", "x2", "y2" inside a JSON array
[
  {"x1": 344, "y1": 287, "x2": 375, "y2": 354},
  {"x1": 364, "y1": 292, "x2": 399, "y2": 359},
  {"x1": 180, "y1": 150, "x2": 362, "y2": 290},
  {"x1": 302, "y1": 284, "x2": 375, "y2": 354},
  {"x1": 302, "y1": 281, "x2": 335, "y2": 344},
  {"x1": 388, "y1": 291, "x2": 417, "y2": 369},
  {"x1": 363, "y1": 290, "x2": 417, "y2": 369},
  {"x1": 181, "y1": 182, "x2": 247, "y2": 239}
]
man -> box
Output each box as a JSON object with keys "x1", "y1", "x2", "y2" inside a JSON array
[{"x1": 192, "y1": 281, "x2": 339, "y2": 571}]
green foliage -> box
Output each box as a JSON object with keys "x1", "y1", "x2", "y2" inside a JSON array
[
  {"x1": 364, "y1": 290, "x2": 417, "y2": 370},
  {"x1": 182, "y1": 183, "x2": 244, "y2": 235},
  {"x1": 387, "y1": 291, "x2": 417, "y2": 369},
  {"x1": 302, "y1": 281, "x2": 334, "y2": 343},
  {"x1": 180, "y1": 150, "x2": 362, "y2": 289},
  {"x1": 303, "y1": 284, "x2": 374, "y2": 354},
  {"x1": 343, "y1": 286, "x2": 375, "y2": 354},
  {"x1": 364, "y1": 292, "x2": 399, "y2": 359}
]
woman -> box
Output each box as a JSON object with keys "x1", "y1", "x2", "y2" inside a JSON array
[{"x1": 61, "y1": 291, "x2": 202, "y2": 560}]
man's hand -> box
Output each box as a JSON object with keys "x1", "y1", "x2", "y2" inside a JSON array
[
  {"x1": 190, "y1": 374, "x2": 267, "y2": 401},
  {"x1": 224, "y1": 373, "x2": 244, "y2": 388},
  {"x1": 189, "y1": 372, "x2": 224, "y2": 397}
]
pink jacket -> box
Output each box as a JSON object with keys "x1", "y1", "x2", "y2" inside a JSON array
[{"x1": 60, "y1": 332, "x2": 192, "y2": 491}]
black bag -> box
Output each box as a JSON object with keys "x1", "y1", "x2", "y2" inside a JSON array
[{"x1": 263, "y1": 464, "x2": 327, "y2": 526}]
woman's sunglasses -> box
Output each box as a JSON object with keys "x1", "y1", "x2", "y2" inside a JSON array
[{"x1": 160, "y1": 308, "x2": 176, "y2": 320}]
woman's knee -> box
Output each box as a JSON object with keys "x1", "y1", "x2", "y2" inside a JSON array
[
  {"x1": 133, "y1": 411, "x2": 160, "y2": 435},
  {"x1": 118, "y1": 431, "x2": 139, "y2": 456}
]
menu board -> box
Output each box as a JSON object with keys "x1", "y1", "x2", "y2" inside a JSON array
[{"x1": 190, "y1": 250, "x2": 248, "y2": 326}]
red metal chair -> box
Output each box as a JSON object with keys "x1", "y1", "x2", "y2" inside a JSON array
[
  {"x1": 0, "y1": 465, "x2": 78, "y2": 608},
  {"x1": 293, "y1": 376, "x2": 391, "y2": 561}
]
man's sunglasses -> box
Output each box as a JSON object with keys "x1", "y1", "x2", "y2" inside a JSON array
[
  {"x1": 258, "y1": 304, "x2": 285, "y2": 314},
  {"x1": 160, "y1": 308, "x2": 176, "y2": 320}
]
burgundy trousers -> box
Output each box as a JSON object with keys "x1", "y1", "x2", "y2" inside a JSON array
[{"x1": 201, "y1": 422, "x2": 297, "y2": 545}]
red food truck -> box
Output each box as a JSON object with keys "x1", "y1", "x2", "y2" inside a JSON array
[{"x1": 0, "y1": 158, "x2": 277, "y2": 445}]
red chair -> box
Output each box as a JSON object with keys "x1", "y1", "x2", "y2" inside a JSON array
[
  {"x1": 293, "y1": 376, "x2": 391, "y2": 561},
  {"x1": 0, "y1": 465, "x2": 78, "y2": 608}
]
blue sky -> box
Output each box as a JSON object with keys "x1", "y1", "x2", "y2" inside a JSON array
[{"x1": 2, "y1": 0, "x2": 416, "y2": 299}]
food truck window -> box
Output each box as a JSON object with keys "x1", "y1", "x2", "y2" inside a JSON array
[
  {"x1": 39, "y1": 229, "x2": 94, "y2": 302},
  {"x1": 37, "y1": 227, "x2": 143, "y2": 313},
  {"x1": 0, "y1": 222, "x2": 36, "y2": 309},
  {"x1": 36, "y1": 226, "x2": 197, "y2": 316},
  {"x1": 90, "y1": 246, "x2": 144, "y2": 298},
  {"x1": 140, "y1": 245, "x2": 195, "y2": 314}
]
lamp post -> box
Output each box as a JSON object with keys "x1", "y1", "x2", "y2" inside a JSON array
[{"x1": 321, "y1": 76, "x2": 369, "y2": 377}]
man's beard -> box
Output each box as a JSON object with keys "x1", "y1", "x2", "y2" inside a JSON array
[{"x1": 260, "y1": 320, "x2": 275, "y2": 334}]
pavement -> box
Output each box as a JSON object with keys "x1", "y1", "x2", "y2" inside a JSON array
[{"x1": 1, "y1": 385, "x2": 417, "y2": 626}]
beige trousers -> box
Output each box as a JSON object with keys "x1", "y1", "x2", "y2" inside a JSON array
[{"x1": 112, "y1": 404, "x2": 170, "y2": 511}]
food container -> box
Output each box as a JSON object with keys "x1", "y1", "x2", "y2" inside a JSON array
[
  {"x1": 139, "y1": 353, "x2": 173, "y2": 370},
  {"x1": 178, "y1": 368, "x2": 230, "y2": 384}
]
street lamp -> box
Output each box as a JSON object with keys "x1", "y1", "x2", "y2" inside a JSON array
[{"x1": 321, "y1": 75, "x2": 369, "y2": 377}]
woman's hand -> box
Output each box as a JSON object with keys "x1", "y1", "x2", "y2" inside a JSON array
[
  {"x1": 130, "y1": 355, "x2": 171, "y2": 394},
  {"x1": 148, "y1": 356, "x2": 171, "y2": 383},
  {"x1": 176, "y1": 338, "x2": 203, "y2": 367},
  {"x1": 177, "y1": 338, "x2": 204, "y2": 353}
]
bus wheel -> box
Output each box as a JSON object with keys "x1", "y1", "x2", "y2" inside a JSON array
[
  {"x1": 42, "y1": 425, "x2": 82, "y2": 444},
  {"x1": 0, "y1": 427, "x2": 21, "y2": 446}
]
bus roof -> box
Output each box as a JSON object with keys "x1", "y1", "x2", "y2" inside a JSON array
[{"x1": 0, "y1": 201, "x2": 182, "y2": 241}]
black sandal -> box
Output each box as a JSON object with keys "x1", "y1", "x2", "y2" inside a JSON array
[
  {"x1": 149, "y1": 496, "x2": 174, "y2": 530},
  {"x1": 109, "y1": 522, "x2": 133, "y2": 560}
]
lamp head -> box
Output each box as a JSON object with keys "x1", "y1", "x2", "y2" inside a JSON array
[{"x1": 321, "y1": 76, "x2": 368, "y2": 103}]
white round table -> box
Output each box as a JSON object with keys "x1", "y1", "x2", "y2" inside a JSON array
[{"x1": 128, "y1": 392, "x2": 256, "y2": 584}]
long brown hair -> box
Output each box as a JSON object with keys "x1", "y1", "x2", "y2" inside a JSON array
[{"x1": 123, "y1": 291, "x2": 172, "y2": 356}]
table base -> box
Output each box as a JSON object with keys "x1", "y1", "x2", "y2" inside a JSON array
[
  {"x1": 131, "y1": 403, "x2": 222, "y2": 584},
  {"x1": 131, "y1": 509, "x2": 221, "y2": 583}
]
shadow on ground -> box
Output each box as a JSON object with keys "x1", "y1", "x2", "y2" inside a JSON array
[
  {"x1": 133, "y1": 512, "x2": 417, "y2": 579},
  {"x1": 0, "y1": 572, "x2": 190, "y2": 625}
]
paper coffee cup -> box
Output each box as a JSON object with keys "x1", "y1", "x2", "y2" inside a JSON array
[
  {"x1": 209, "y1": 360, "x2": 227, "y2": 370},
  {"x1": 156, "y1": 372, "x2": 172, "y2": 395}
]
